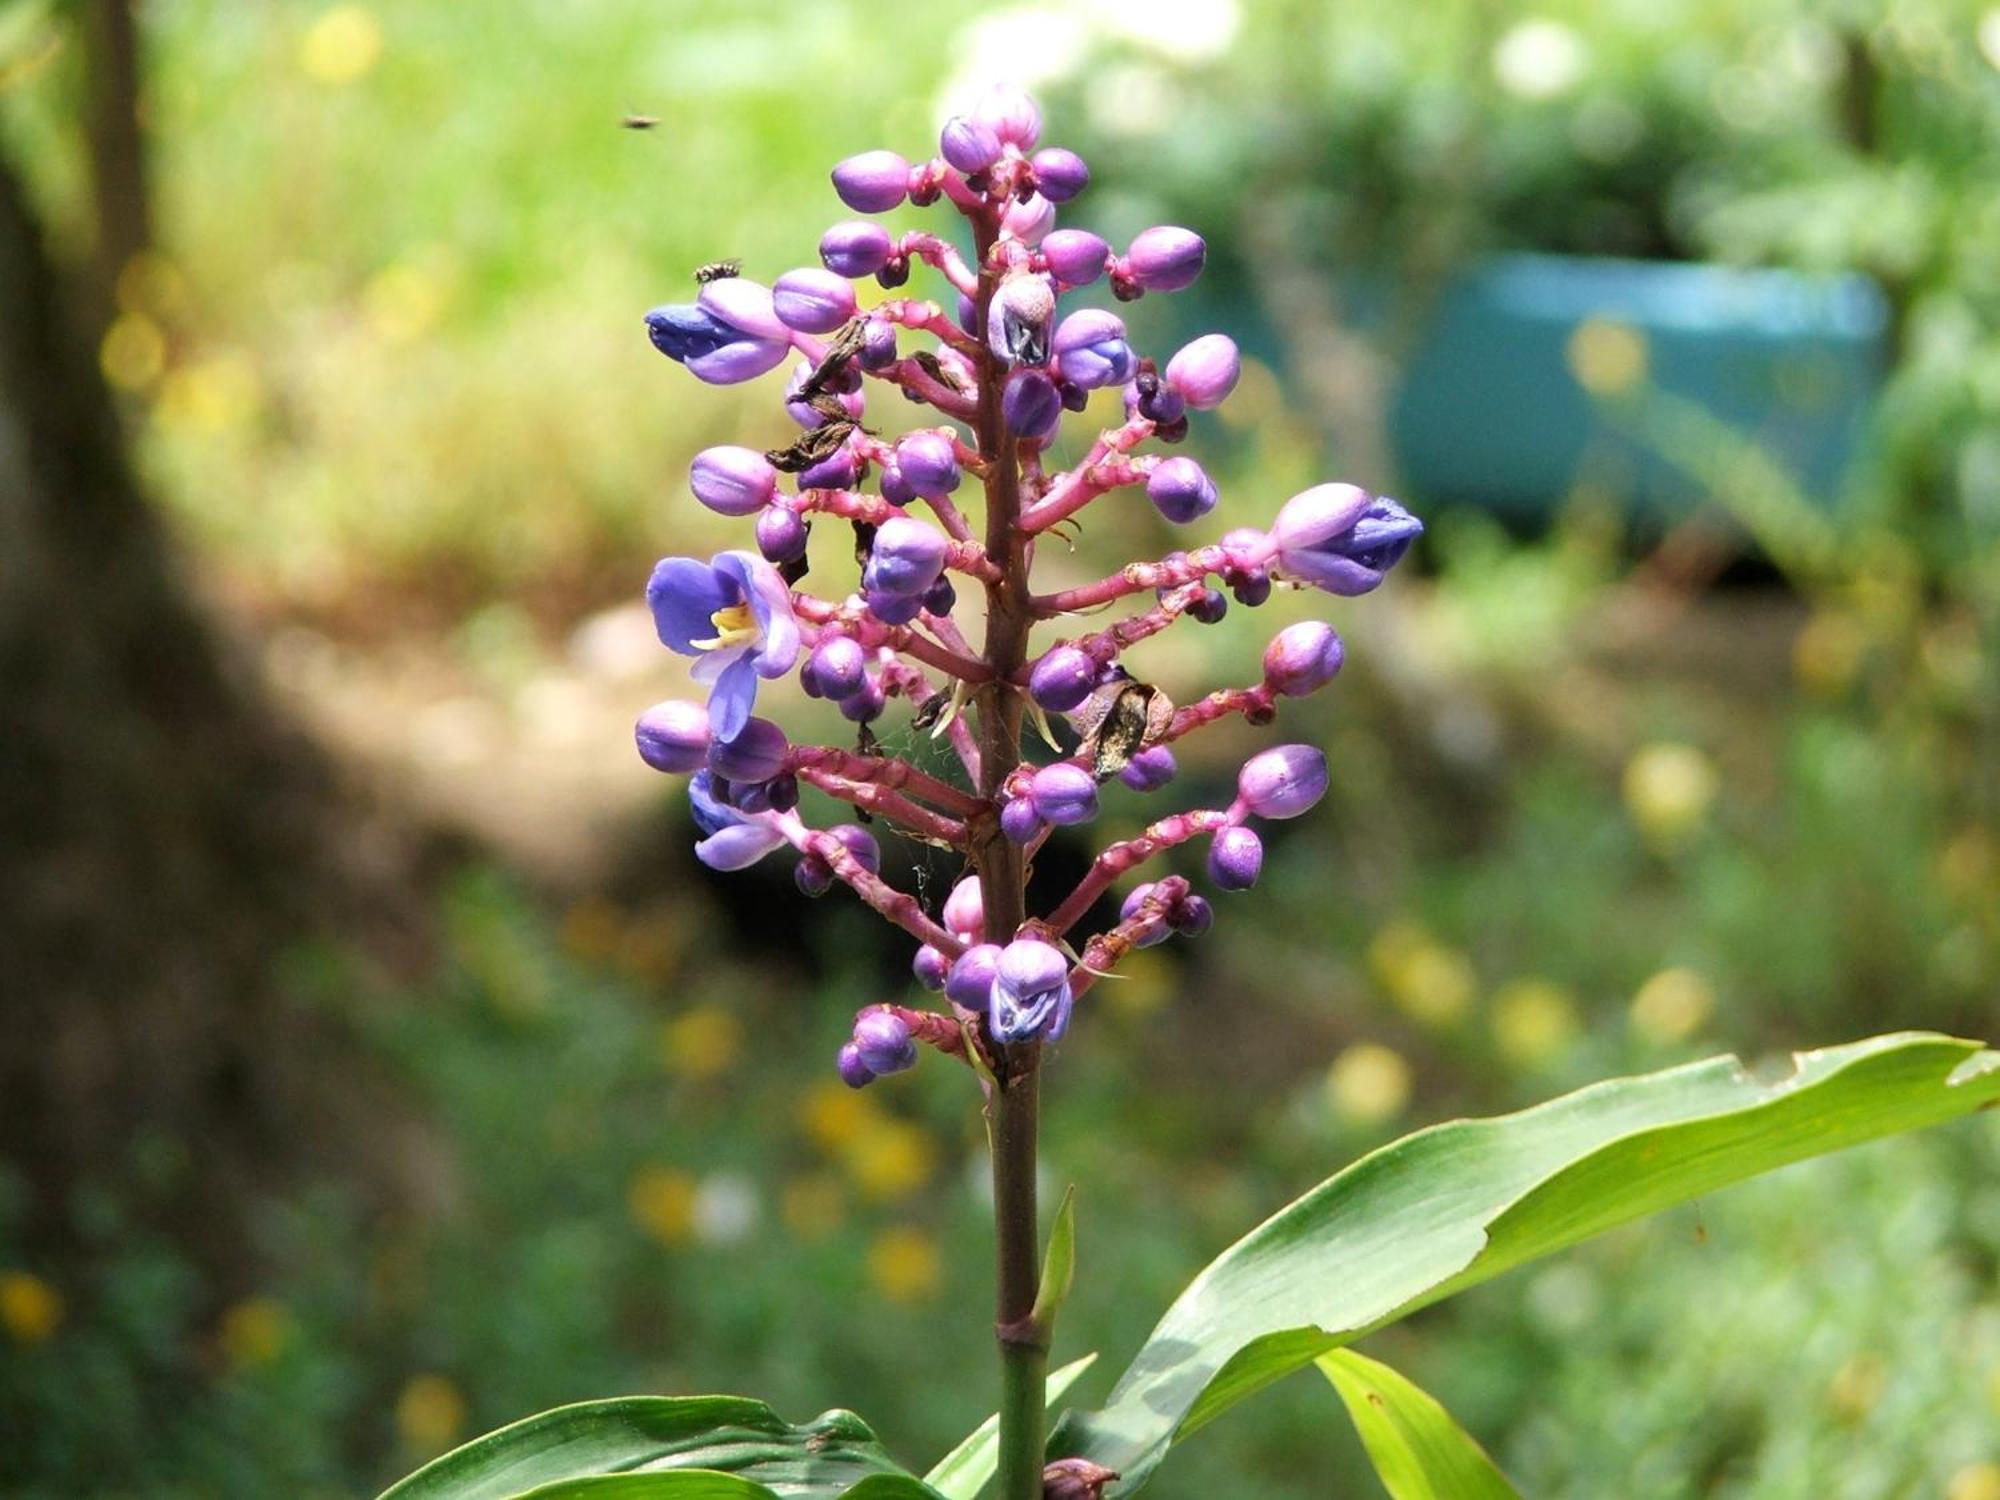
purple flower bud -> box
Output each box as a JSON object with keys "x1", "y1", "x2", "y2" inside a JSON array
[
  {"x1": 894, "y1": 432, "x2": 961, "y2": 497},
  {"x1": 1231, "y1": 571, "x2": 1272, "y2": 607},
  {"x1": 1188, "y1": 587, "x2": 1228, "y2": 625},
  {"x1": 797, "y1": 447, "x2": 859, "y2": 490},
  {"x1": 820, "y1": 221, "x2": 895, "y2": 279},
  {"x1": 913, "y1": 944, "x2": 949, "y2": 991},
  {"x1": 1001, "y1": 796, "x2": 1044, "y2": 843},
  {"x1": 838, "y1": 672, "x2": 886, "y2": 721},
  {"x1": 943, "y1": 875, "x2": 985, "y2": 940},
  {"x1": 1058, "y1": 378, "x2": 1089, "y2": 413},
  {"x1": 635, "y1": 699, "x2": 711, "y2": 773},
  {"x1": 645, "y1": 302, "x2": 789, "y2": 385},
  {"x1": 1029, "y1": 646, "x2": 1096, "y2": 712},
  {"x1": 990, "y1": 938, "x2": 1073, "y2": 1044},
  {"x1": 755, "y1": 505, "x2": 808, "y2": 564},
  {"x1": 796, "y1": 855, "x2": 834, "y2": 897},
  {"x1": 773, "y1": 268, "x2": 858, "y2": 334},
  {"x1": 972, "y1": 86, "x2": 1041, "y2": 150},
  {"x1": 1029, "y1": 762, "x2": 1098, "y2": 826},
  {"x1": 829, "y1": 822, "x2": 881, "y2": 873},
  {"x1": 939, "y1": 115, "x2": 1003, "y2": 175},
  {"x1": 1125, "y1": 226, "x2": 1206, "y2": 293},
  {"x1": 706, "y1": 715, "x2": 789, "y2": 783},
  {"x1": 1208, "y1": 825, "x2": 1263, "y2": 890},
  {"x1": 989, "y1": 273, "x2": 1056, "y2": 365},
  {"x1": 875, "y1": 256, "x2": 911, "y2": 289},
  {"x1": 837, "y1": 1042, "x2": 875, "y2": 1088},
  {"x1": 1146, "y1": 457, "x2": 1217, "y2": 524},
  {"x1": 831, "y1": 150, "x2": 910, "y2": 213},
  {"x1": 1041, "y1": 229, "x2": 1108, "y2": 288},
  {"x1": 1174, "y1": 894, "x2": 1214, "y2": 936},
  {"x1": 808, "y1": 635, "x2": 868, "y2": 701},
  {"x1": 922, "y1": 575, "x2": 956, "y2": 615},
  {"x1": 1165, "y1": 334, "x2": 1241, "y2": 409},
  {"x1": 1269, "y1": 486, "x2": 1425, "y2": 596},
  {"x1": 1001, "y1": 193, "x2": 1055, "y2": 245},
  {"x1": 1052, "y1": 309, "x2": 1134, "y2": 390},
  {"x1": 852, "y1": 1010, "x2": 917, "y2": 1075},
  {"x1": 1043, "y1": 1459, "x2": 1120, "y2": 1500},
  {"x1": 945, "y1": 942, "x2": 1002, "y2": 1008},
  {"x1": 1119, "y1": 883, "x2": 1173, "y2": 947},
  {"x1": 865, "y1": 589, "x2": 922, "y2": 626},
  {"x1": 1239, "y1": 744, "x2": 1328, "y2": 820},
  {"x1": 1118, "y1": 745, "x2": 1178, "y2": 792},
  {"x1": 862, "y1": 515, "x2": 949, "y2": 600},
  {"x1": 1264, "y1": 621, "x2": 1345, "y2": 696},
  {"x1": 858, "y1": 318, "x2": 898, "y2": 370},
  {"x1": 1003, "y1": 369, "x2": 1062, "y2": 444},
  {"x1": 879, "y1": 463, "x2": 916, "y2": 507},
  {"x1": 1030, "y1": 148, "x2": 1089, "y2": 203},
  {"x1": 690, "y1": 446, "x2": 780, "y2": 517},
  {"x1": 786, "y1": 360, "x2": 864, "y2": 428}
]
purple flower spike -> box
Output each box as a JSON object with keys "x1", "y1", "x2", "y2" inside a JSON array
[
  {"x1": 895, "y1": 432, "x2": 961, "y2": 497},
  {"x1": 820, "y1": 220, "x2": 895, "y2": 278},
  {"x1": 1029, "y1": 762, "x2": 1098, "y2": 826},
  {"x1": 1146, "y1": 457, "x2": 1218, "y2": 524},
  {"x1": 943, "y1": 875, "x2": 986, "y2": 940},
  {"x1": 690, "y1": 446, "x2": 779, "y2": 517},
  {"x1": 1264, "y1": 621, "x2": 1345, "y2": 696},
  {"x1": 1208, "y1": 825, "x2": 1263, "y2": 890},
  {"x1": 913, "y1": 944, "x2": 950, "y2": 991},
  {"x1": 989, "y1": 273, "x2": 1056, "y2": 365},
  {"x1": 1239, "y1": 744, "x2": 1328, "y2": 820},
  {"x1": 635, "y1": 699, "x2": 711, "y2": 774},
  {"x1": 1029, "y1": 645, "x2": 1096, "y2": 712},
  {"x1": 1165, "y1": 334, "x2": 1241, "y2": 409},
  {"x1": 1119, "y1": 884, "x2": 1173, "y2": 948},
  {"x1": 990, "y1": 939, "x2": 1073, "y2": 1044},
  {"x1": 1003, "y1": 369, "x2": 1062, "y2": 443},
  {"x1": 972, "y1": 85, "x2": 1041, "y2": 150},
  {"x1": 862, "y1": 515, "x2": 949, "y2": 600},
  {"x1": 1125, "y1": 226, "x2": 1206, "y2": 293},
  {"x1": 808, "y1": 635, "x2": 868, "y2": 701},
  {"x1": 645, "y1": 300, "x2": 790, "y2": 385},
  {"x1": 940, "y1": 115, "x2": 1003, "y2": 175},
  {"x1": 706, "y1": 714, "x2": 789, "y2": 784},
  {"x1": 688, "y1": 770, "x2": 787, "y2": 871},
  {"x1": 945, "y1": 943, "x2": 1002, "y2": 1009},
  {"x1": 1052, "y1": 309, "x2": 1134, "y2": 390},
  {"x1": 773, "y1": 268, "x2": 858, "y2": 334},
  {"x1": 1041, "y1": 229, "x2": 1109, "y2": 288},
  {"x1": 853, "y1": 1010, "x2": 918, "y2": 1075},
  {"x1": 1268, "y1": 485, "x2": 1425, "y2": 596},
  {"x1": 1030, "y1": 147, "x2": 1089, "y2": 203},
  {"x1": 831, "y1": 150, "x2": 911, "y2": 213},
  {"x1": 755, "y1": 505, "x2": 808, "y2": 565},
  {"x1": 646, "y1": 551, "x2": 802, "y2": 742},
  {"x1": 1118, "y1": 745, "x2": 1177, "y2": 792},
  {"x1": 837, "y1": 1043, "x2": 875, "y2": 1088},
  {"x1": 1001, "y1": 796, "x2": 1044, "y2": 844}
]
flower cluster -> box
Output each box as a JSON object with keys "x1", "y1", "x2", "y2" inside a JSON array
[{"x1": 634, "y1": 86, "x2": 1421, "y2": 1086}]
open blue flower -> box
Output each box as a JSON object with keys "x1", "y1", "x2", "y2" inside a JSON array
[
  {"x1": 989, "y1": 939, "x2": 1074, "y2": 1044},
  {"x1": 647, "y1": 550, "x2": 801, "y2": 742},
  {"x1": 687, "y1": 771, "x2": 787, "y2": 871}
]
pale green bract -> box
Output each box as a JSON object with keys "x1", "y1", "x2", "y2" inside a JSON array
[{"x1": 1318, "y1": 1350, "x2": 1519, "y2": 1499}]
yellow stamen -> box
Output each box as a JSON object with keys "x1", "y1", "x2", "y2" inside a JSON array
[{"x1": 691, "y1": 603, "x2": 760, "y2": 651}]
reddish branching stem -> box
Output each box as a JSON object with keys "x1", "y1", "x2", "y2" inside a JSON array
[
  {"x1": 775, "y1": 812, "x2": 963, "y2": 955},
  {"x1": 789, "y1": 745, "x2": 985, "y2": 817},
  {"x1": 1069, "y1": 876, "x2": 1191, "y2": 998},
  {"x1": 794, "y1": 593, "x2": 995, "y2": 682},
  {"x1": 1046, "y1": 809, "x2": 1232, "y2": 934},
  {"x1": 1019, "y1": 417, "x2": 1158, "y2": 533},
  {"x1": 1032, "y1": 543, "x2": 1232, "y2": 616}
]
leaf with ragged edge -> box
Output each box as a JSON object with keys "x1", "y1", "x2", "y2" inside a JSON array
[
  {"x1": 923, "y1": 1354, "x2": 1098, "y2": 1500},
  {"x1": 1054, "y1": 1033, "x2": 2000, "y2": 1494},
  {"x1": 1318, "y1": 1351, "x2": 1518, "y2": 1499},
  {"x1": 377, "y1": 1396, "x2": 934, "y2": 1500}
]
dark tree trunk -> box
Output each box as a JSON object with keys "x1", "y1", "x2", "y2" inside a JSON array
[{"x1": 0, "y1": 153, "x2": 420, "y2": 1279}]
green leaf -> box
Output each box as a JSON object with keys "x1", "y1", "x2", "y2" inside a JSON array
[
  {"x1": 378, "y1": 1396, "x2": 933, "y2": 1500},
  {"x1": 507, "y1": 1475, "x2": 778, "y2": 1499},
  {"x1": 1031, "y1": 1184, "x2": 1079, "y2": 1331},
  {"x1": 1057, "y1": 1033, "x2": 2000, "y2": 1493},
  {"x1": 1318, "y1": 1351, "x2": 1518, "y2": 1499},
  {"x1": 923, "y1": 1353, "x2": 1099, "y2": 1500}
]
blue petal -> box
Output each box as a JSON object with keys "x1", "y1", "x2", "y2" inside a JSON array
[
  {"x1": 647, "y1": 558, "x2": 732, "y2": 654},
  {"x1": 696, "y1": 821, "x2": 787, "y2": 871},
  {"x1": 706, "y1": 651, "x2": 760, "y2": 742},
  {"x1": 646, "y1": 304, "x2": 736, "y2": 363}
]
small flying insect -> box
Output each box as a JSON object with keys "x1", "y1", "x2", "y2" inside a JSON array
[
  {"x1": 620, "y1": 113, "x2": 660, "y2": 131},
  {"x1": 693, "y1": 259, "x2": 743, "y2": 284}
]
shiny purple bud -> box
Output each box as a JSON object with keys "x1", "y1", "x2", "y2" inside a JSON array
[
  {"x1": 1239, "y1": 744, "x2": 1328, "y2": 820},
  {"x1": 1029, "y1": 762, "x2": 1098, "y2": 826},
  {"x1": 1263, "y1": 621, "x2": 1345, "y2": 696},
  {"x1": 894, "y1": 432, "x2": 961, "y2": 496},
  {"x1": 1125, "y1": 226, "x2": 1206, "y2": 293},
  {"x1": 1041, "y1": 229, "x2": 1109, "y2": 288},
  {"x1": 1058, "y1": 378, "x2": 1089, "y2": 413},
  {"x1": 913, "y1": 944, "x2": 950, "y2": 991},
  {"x1": 644, "y1": 303, "x2": 789, "y2": 385},
  {"x1": 862, "y1": 515, "x2": 949, "y2": 599},
  {"x1": 990, "y1": 938, "x2": 1073, "y2": 1044},
  {"x1": 1029, "y1": 646, "x2": 1096, "y2": 712},
  {"x1": 1188, "y1": 587, "x2": 1228, "y2": 625},
  {"x1": 1164, "y1": 334, "x2": 1240, "y2": 409},
  {"x1": 773, "y1": 268, "x2": 858, "y2": 334},
  {"x1": 1052, "y1": 309, "x2": 1134, "y2": 390},
  {"x1": 1119, "y1": 883, "x2": 1173, "y2": 947},
  {"x1": 1002, "y1": 369, "x2": 1062, "y2": 444},
  {"x1": 945, "y1": 943, "x2": 1002, "y2": 1008},
  {"x1": 922, "y1": 575, "x2": 956, "y2": 615},
  {"x1": 808, "y1": 636, "x2": 868, "y2": 701},
  {"x1": 1001, "y1": 193, "x2": 1055, "y2": 245},
  {"x1": 755, "y1": 505, "x2": 808, "y2": 564},
  {"x1": 1030, "y1": 148, "x2": 1089, "y2": 203},
  {"x1": 635, "y1": 699, "x2": 711, "y2": 774},
  {"x1": 1208, "y1": 825, "x2": 1263, "y2": 890},
  {"x1": 866, "y1": 589, "x2": 921, "y2": 626},
  {"x1": 852, "y1": 1010, "x2": 917, "y2": 1075},
  {"x1": 706, "y1": 715, "x2": 789, "y2": 783},
  {"x1": 796, "y1": 855, "x2": 834, "y2": 897},
  {"x1": 797, "y1": 447, "x2": 859, "y2": 490},
  {"x1": 1133, "y1": 380, "x2": 1186, "y2": 426},
  {"x1": 1146, "y1": 457, "x2": 1217, "y2": 524},
  {"x1": 690, "y1": 446, "x2": 780, "y2": 517},
  {"x1": 829, "y1": 822, "x2": 881, "y2": 873},
  {"x1": 858, "y1": 318, "x2": 898, "y2": 370},
  {"x1": 820, "y1": 221, "x2": 895, "y2": 279},
  {"x1": 943, "y1": 875, "x2": 985, "y2": 940},
  {"x1": 940, "y1": 115, "x2": 1003, "y2": 175},
  {"x1": 1118, "y1": 745, "x2": 1177, "y2": 792},
  {"x1": 838, "y1": 672, "x2": 886, "y2": 721},
  {"x1": 879, "y1": 463, "x2": 916, "y2": 507},
  {"x1": 1270, "y1": 489, "x2": 1425, "y2": 596},
  {"x1": 1000, "y1": 796, "x2": 1044, "y2": 843},
  {"x1": 972, "y1": 86, "x2": 1041, "y2": 150},
  {"x1": 1231, "y1": 571, "x2": 1272, "y2": 607},
  {"x1": 831, "y1": 150, "x2": 910, "y2": 213},
  {"x1": 1173, "y1": 894, "x2": 1214, "y2": 936},
  {"x1": 837, "y1": 1042, "x2": 875, "y2": 1088}
]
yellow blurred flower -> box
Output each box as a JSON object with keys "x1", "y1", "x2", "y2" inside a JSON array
[
  {"x1": 867, "y1": 1226, "x2": 942, "y2": 1303},
  {"x1": 155, "y1": 351, "x2": 261, "y2": 434},
  {"x1": 1370, "y1": 922, "x2": 1475, "y2": 1027},
  {"x1": 100, "y1": 312, "x2": 165, "y2": 391},
  {"x1": 363, "y1": 262, "x2": 444, "y2": 345},
  {"x1": 660, "y1": 1006, "x2": 741, "y2": 1081},
  {"x1": 1101, "y1": 944, "x2": 1171, "y2": 1021},
  {"x1": 843, "y1": 1118, "x2": 938, "y2": 1204},
  {"x1": 1793, "y1": 611, "x2": 1868, "y2": 697},
  {"x1": 1826, "y1": 1351, "x2": 1884, "y2": 1423},
  {"x1": 1622, "y1": 742, "x2": 1718, "y2": 850},
  {"x1": 1629, "y1": 967, "x2": 1716, "y2": 1045},
  {"x1": 1490, "y1": 978, "x2": 1581, "y2": 1068},
  {"x1": 396, "y1": 1373, "x2": 468, "y2": 1454},
  {"x1": 799, "y1": 1081, "x2": 879, "y2": 1153},
  {"x1": 780, "y1": 1174, "x2": 846, "y2": 1242},
  {"x1": 1327, "y1": 1043, "x2": 1413, "y2": 1126},
  {"x1": 559, "y1": 895, "x2": 624, "y2": 965},
  {"x1": 1949, "y1": 1463, "x2": 2000, "y2": 1500},
  {"x1": 1568, "y1": 318, "x2": 1648, "y2": 396},
  {"x1": 0, "y1": 1271, "x2": 63, "y2": 1346},
  {"x1": 218, "y1": 1296, "x2": 291, "y2": 1369},
  {"x1": 300, "y1": 5, "x2": 382, "y2": 85},
  {"x1": 628, "y1": 1165, "x2": 697, "y2": 1246}
]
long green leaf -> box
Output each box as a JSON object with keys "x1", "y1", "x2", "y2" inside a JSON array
[
  {"x1": 1318, "y1": 1351, "x2": 1518, "y2": 1499},
  {"x1": 922, "y1": 1353, "x2": 1098, "y2": 1500},
  {"x1": 378, "y1": 1396, "x2": 932, "y2": 1500},
  {"x1": 1055, "y1": 1033, "x2": 2000, "y2": 1493},
  {"x1": 507, "y1": 1475, "x2": 778, "y2": 1499}
]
